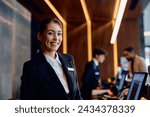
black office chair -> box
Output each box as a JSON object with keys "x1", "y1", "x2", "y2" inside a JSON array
[{"x1": 103, "y1": 72, "x2": 148, "y2": 100}]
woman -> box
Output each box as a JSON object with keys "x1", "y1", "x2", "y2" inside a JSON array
[{"x1": 20, "y1": 18, "x2": 82, "y2": 100}]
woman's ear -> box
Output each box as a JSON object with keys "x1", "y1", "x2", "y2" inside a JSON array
[{"x1": 37, "y1": 32, "x2": 42, "y2": 42}]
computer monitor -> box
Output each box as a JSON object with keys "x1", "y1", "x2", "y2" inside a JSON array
[
  {"x1": 146, "y1": 66, "x2": 150, "y2": 86},
  {"x1": 126, "y1": 72, "x2": 148, "y2": 100},
  {"x1": 117, "y1": 73, "x2": 127, "y2": 92}
]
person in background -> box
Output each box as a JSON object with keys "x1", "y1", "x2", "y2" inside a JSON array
[
  {"x1": 120, "y1": 56, "x2": 129, "y2": 75},
  {"x1": 20, "y1": 18, "x2": 82, "y2": 100},
  {"x1": 123, "y1": 47, "x2": 147, "y2": 78},
  {"x1": 81, "y1": 48, "x2": 107, "y2": 99}
]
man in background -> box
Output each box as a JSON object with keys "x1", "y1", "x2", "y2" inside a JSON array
[
  {"x1": 81, "y1": 48, "x2": 107, "y2": 99},
  {"x1": 123, "y1": 47, "x2": 147, "y2": 78}
]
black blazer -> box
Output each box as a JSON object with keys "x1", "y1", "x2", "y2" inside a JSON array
[
  {"x1": 20, "y1": 52, "x2": 82, "y2": 100},
  {"x1": 81, "y1": 60, "x2": 100, "y2": 99},
  {"x1": 82, "y1": 60, "x2": 100, "y2": 90}
]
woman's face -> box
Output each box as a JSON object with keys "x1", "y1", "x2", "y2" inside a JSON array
[{"x1": 39, "y1": 22, "x2": 62, "y2": 53}]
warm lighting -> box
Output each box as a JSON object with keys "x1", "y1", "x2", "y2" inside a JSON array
[
  {"x1": 80, "y1": 0, "x2": 92, "y2": 61},
  {"x1": 110, "y1": 0, "x2": 127, "y2": 44},
  {"x1": 44, "y1": 0, "x2": 67, "y2": 53},
  {"x1": 113, "y1": 39, "x2": 118, "y2": 76},
  {"x1": 112, "y1": 0, "x2": 120, "y2": 76},
  {"x1": 144, "y1": 31, "x2": 150, "y2": 36},
  {"x1": 113, "y1": 0, "x2": 120, "y2": 19}
]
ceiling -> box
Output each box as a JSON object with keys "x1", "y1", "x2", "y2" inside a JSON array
[{"x1": 17, "y1": 0, "x2": 150, "y2": 23}]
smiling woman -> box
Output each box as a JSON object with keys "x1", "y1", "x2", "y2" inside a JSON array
[
  {"x1": 37, "y1": 18, "x2": 63, "y2": 58},
  {"x1": 20, "y1": 18, "x2": 82, "y2": 100}
]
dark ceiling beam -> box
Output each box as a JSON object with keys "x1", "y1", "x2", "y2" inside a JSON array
[
  {"x1": 17, "y1": 0, "x2": 147, "y2": 21},
  {"x1": 129, "y1": 0, "x2": 139, "y2": 10}
]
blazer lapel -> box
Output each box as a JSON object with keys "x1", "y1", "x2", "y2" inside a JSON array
[
  {"x1": 36, "y1": 52, "x2": 69, "y2": 98},
  {"x1": 58, "y1": 53, "x2": 74, "y2": 98}
]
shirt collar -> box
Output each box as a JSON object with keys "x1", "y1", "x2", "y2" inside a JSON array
[
  {"x1": 93, "y1": 58, "x2": 99, "y2": 66},
  {"x1": 44, "y1": 52, "x2": 62, "y2": 65}
]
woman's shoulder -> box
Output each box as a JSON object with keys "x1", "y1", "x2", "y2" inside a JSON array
[
  {"x1": 58, "y1": 52, "x2": 74, "y2": 60},
  {"x1": 23, "y1": 60, "x2": 35, "y2": 68}
]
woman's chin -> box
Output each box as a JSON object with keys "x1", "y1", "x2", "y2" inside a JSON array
[{"x1": 48, "y1": 47, "x2": 59, "y2": 52}]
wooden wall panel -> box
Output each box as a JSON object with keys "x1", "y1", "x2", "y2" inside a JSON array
[
  {"x1": 66, "y1": 18, "x2": 142, "y2": 87},
  {"x1": 92, "y1": 21, "x2": 114, "y2": 80},
  {"x1": 67, "y1": 19, "x2": 143, "y2": 85},
  {"x1": 67, "y1": 20, "x2": 115, "y2": 86},
  {"x1": 67, "y1": 22, "x2": 87, "y2": 86},
  {"x1": 117, "y1": 19, "x2": 141, "y2": 60}
]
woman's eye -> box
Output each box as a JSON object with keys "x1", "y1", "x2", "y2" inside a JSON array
[
  {"x1": 48, "y1": 31, "x2": 62, "y2": 36},
  {"x1": 48, "y1": 32, "x2": 54, "y2": 36},
  {"x1": 57, "y1": 32, "x2": 62, "y2": 36}
]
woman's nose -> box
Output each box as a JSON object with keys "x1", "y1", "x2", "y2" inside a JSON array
[{"x1": 53, "y1": 33, "x2": 58, "y2": 40}]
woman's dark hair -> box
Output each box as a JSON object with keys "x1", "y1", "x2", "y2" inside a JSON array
[
  {"x1": 38, "y1": 18, "x2": 62, "y2": 34},
  {"x1": 92, "y1": 48, "x2": 107, "y2": 58}
]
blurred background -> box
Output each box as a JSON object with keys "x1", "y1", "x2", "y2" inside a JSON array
[{"x1": 0, "y1": 0, "x2": 150, "y2": 99}]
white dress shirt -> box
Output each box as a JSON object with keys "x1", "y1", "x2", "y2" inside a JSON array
[
  {"x1": 44, "y1": 53, "x2": 69, "y2": 94},
  {"x1": 93, "y1": 58, "x2": 99, "y2": 66}
]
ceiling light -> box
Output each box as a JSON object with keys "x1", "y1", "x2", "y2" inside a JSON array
[
  {"x1": 80, "y1": 0, "x2": 92, "y2": 61},
  {"x1": 110, "y1": 0, "x2": 127, "y2": 44}
]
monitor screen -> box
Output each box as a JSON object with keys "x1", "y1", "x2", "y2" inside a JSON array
[
  {"x1": 126, "y1": 72, "x2": 148, "y2": 100},
  {"x1": 146, "y1": 66, "x2": 150, "y2": 86}
]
